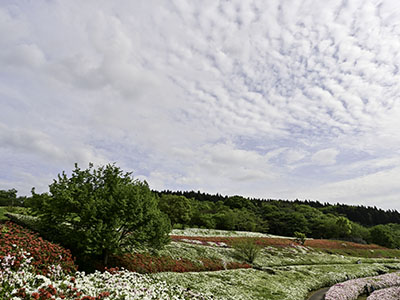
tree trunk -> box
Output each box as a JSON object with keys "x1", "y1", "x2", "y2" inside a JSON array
[{"x1": 103, "y1": 250, "x2": 109, "y2": 267}]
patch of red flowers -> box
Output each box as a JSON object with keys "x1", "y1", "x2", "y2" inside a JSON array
[
  {"x1": 0, "y1": 221, "x2": 78, "y2": 275},
  {"x1": 109, "y1": 253, "x2": 251, "y2": 273}
]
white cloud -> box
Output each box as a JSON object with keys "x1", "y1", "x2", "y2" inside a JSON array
[
  {"x1": 2, "y1": 1, "x2": 400, "y2": 210},
  {"x1": 311, "y1": 148, "x2": 339, "y2": 166}
]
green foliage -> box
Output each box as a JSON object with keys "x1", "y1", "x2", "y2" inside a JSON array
[
  {"x1": 158, "y1": 194, "x2": 193, "y2": 227},
  {"x1": 336, "y1": 216, "x2": 353, "y2": 237},
  {"x1": 0, "y1": 189, "x2": 19, "y2": 206},
  {"x1": 294, "y1": 232, "x2": 306, "y2": 245},
  {"x1": 369, "y1": 224, "x2": 396, "y2": 248},
  {"x1": 232, "y1": 239, "x2": 261, "y2": 264},
  {"x1": 29, "y1": 163, "x2": 171, "y2": 265}
]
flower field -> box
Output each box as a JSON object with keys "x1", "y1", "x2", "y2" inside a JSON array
[
  {"x1": 4, "y1": 214, "x2": 400, "y2": 300},
  {"x1": 325, "y1": 272, "x2": 400, "y2": 300},
  {"x1": 0, "y1": 220, "x2": 216, "y2": 300},
  {"x1": 368, "y1": 286, "x2": 400, "y2": 300},
  {"x1": 111, "y1": 252, "x2": 251, "y2": 273},
  {"x1": 0, "y1": 251, "x2": 215, "y2": 300},
  {"x1": 0, "y1": 221, "x2": 77, "y2": 275}
]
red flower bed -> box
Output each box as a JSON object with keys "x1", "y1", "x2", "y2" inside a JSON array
[
  {"x1": 304, "y1": 239, "x2": 386, "y2": 250},
  {"x1": 110, "y1": 253, "x2": 251, "y2": 273},
  {"x1": 0, "y1": 221, "x2": 77, "y2": 275}
]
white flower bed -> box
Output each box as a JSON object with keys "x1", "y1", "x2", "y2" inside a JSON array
[
  {"x1": 0, "y1": 250, "x2": 215, "y2": 300},
  {"x1": 171, "y1": 228, "x2": 294, "y2": 238},
  {"x1": 367, "y1": 286, "x2": 400, "y2": 300},
  {"x1": 325, "y1": 272, "x2": 400, "y2": 300}
]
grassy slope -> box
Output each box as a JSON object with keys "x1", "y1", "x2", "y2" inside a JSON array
[
  {"x1": 5, "y1": 215, "x2": 400, "y2": 300},
  {"x1": 151, "y1": 232, "x2": 400, "y2": 300}
]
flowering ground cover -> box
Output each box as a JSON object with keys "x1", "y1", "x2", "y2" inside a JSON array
[
  {"x1": 325, "y1": 272, "x2": 400, "y2": 300},
  {"x1": 0, "y1": 251, "x2": 215, "y2": 300},
  {"x1": 154, "y1": 263, "x2": 398, "y2": 300},
  {"x1": 111, "y1": 252, "x2": 250, "y2": 273},
  {"x1": 0, "y1": 221, "x2": 77, "y2": 275},
  {"x1": 171, "y1": 235, "x2": 400, "y2": 259},
  {"x1": 367, "y1": 286, "x2": 400, "y2": 300},
  {"x1": 172, "y1": 235, "x2": 387, "y2": 250},
  {"x1": 6, "y1": 214, "x2": 400, "y2": 300},
  {"x1": 171, "y1": 228, "x2": 275, "y2": 238}
]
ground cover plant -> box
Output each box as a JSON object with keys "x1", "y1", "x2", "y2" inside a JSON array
[
  {"x1": 0, "y1": 221, "x2": 77, "y2": 275},
  {"x1": 5, "y1": 214, "x2": 400, "y2": 300},
  {"x1": 0, "y1": 252, "x2": 215, "y2": 300},
  {"x1": 171, "y1": 235, "x2": 400, "y2": 259},
  {"x1": 111, "y1": 252, "x2": 251, "y2": 273},
  {"x1": 325, "y1": 272, "x2": 400, "y2": 300},
  {"x1": 367, "y1": 286, "x2": 400, "y2": 300},
  {"x1": 154, "y1": 263, "x2": 400, "y2": 300},
  {"x1": 0, "y1": 220, "x2": 215, "y2": 300}
]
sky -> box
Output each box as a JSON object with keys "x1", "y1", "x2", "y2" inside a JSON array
[{"x1": 1, "y1": 0, "x2": 400, "y2": 211}]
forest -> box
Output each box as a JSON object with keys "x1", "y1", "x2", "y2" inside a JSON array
[
  {"x1": 157, "y1": 190, "x2": 400, "y2": 248},
  {"x1": 2, "y1": 187, "x2": 400, "y2": 249}
]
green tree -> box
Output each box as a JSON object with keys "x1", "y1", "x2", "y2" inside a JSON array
[
  {"x1": 369, "y1": 225, "x2": 395, "y2": 248},
  {"x1": 30, "y1": 163, "x2": 171, "y2": 265},
  {"x1": 0, "y1": 189, "x2": 17, "y2": 206},
  {"x1": 335, "y1": 216, "x2": 353, "y2": 238},
  {"x1": 158, "y1": 194, "x2": 193, "y2": 227}
]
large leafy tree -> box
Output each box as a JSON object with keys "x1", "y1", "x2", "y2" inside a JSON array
[
  {"x1": 158, "y1": 194, "x2": 193, "y2": 227},
  {"x1": 30, "y1": 163, "x2": 171, "y2": 265}
]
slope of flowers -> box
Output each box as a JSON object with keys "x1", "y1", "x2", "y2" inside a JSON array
[
  {"x1": 0, "y1": 251, "x2": 215, "y2": 300},
  {"x1": 171, "y1": 235, "x2": 387, "y2": 250},
  {"x1": 0, "y1": 221, "x2": 77, "y2": 275},
  {"x1": 325, "y1": 272, "x2": 400, "y2": 300},
  {"x1": 171, "y1": 228, "x2": 273, "y2": 238},
  {"x1": 112, "y1": 253, "x2": 250, "y2": 273},
  {"x1": 367, "y1": 286, "x2": 400, "y2": 300}
]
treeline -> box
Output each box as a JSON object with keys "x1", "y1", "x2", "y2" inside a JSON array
[
  {"x1": 157, "y1": 190, "x2": 400, "y2": 248},
  {"x1": 0, "y1": 189, "x2": 26, "y2": 207},
  {"x1": 3, "y1": 187, "x2": 400, "y2": 248},
  {"x1": 158, "y1": 190, "x2": 400, "y2": 227}
]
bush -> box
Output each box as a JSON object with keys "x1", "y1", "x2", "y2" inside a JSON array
[
  {"x1": 232, "y1": 238, "x2": 261, "y2": 264},
  {"x1": 294, "y1": 231, "x2": 306, "y2": 245}
]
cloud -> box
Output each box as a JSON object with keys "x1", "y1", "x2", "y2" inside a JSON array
[
  {"x1": 311, "y1": 148, "x2": 339, "y2": 166},
  {"x1": 2, "y1": 1, "x2": 400, "y2": 210}
]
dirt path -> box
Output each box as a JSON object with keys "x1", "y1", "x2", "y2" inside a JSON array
[{"x1": 307, "y1": 287, "x2": 329, "y2": 300}]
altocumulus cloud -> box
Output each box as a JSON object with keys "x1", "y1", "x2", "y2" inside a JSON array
[{"x1": 1, "y1": 0, "x2": 400, "y2": 210}]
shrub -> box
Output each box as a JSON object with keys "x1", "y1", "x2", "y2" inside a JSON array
[
  {"x1": 294, "y1": 232, "x2": 306, "y2": 245},
  {"x1": 232, "y1": 238, "x2": 261, "y2": 264}
]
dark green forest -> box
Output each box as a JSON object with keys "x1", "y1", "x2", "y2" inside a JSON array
[{"x1": 157, "y1": 190, "x2": 400, "y2": 248}]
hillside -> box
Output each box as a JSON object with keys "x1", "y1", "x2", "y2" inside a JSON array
[{"x1": 157, "y1": 190, "x2": 400, "y2": 248}]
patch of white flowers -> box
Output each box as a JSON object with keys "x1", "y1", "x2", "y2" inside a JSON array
[
  {"x1": 0, "y1": 250, "x2": 215, "y2": 300},
  {"x1": 171, "y1": 228, "x2": 291, "y2": 238}
]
